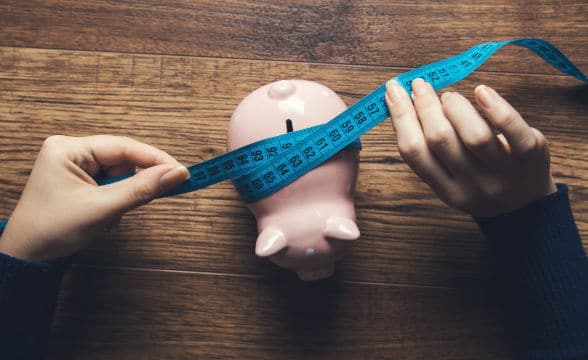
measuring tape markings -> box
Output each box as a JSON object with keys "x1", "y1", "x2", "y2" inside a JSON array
[
  {"x1": 233, "y1": 38, "x2": 587, "y2": 202},
  {"x1": 170, "y1": 39, "x2": 587, "y2": 202},
  {"x1": 99, "y1": 128, "x2": 362, "y2": 197},
  {"x1": 74, "y1": 39, "x2": 588, "y2": 202},
  {"x1": 1, "y1": 38, "x2": 586, "y2": 232}
]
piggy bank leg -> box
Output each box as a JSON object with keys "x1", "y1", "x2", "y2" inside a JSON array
[{"x1": 296, "y1": 263, "x2": 335, "y2": 281}]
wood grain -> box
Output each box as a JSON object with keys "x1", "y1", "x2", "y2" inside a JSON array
[
  {"x1": 0, "y1": 47, "x2": 586, "y2": 288},
  {"x1": 47, "y1": 266, "x2": 512, "y2": 359},
  {"x1": 0, "y1": 0, "x2": 586, "y2": 73},
  {"x1": 1, "y1": 1, "x2": 587, "y2": 358}
]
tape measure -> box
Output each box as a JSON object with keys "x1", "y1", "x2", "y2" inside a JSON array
[
  {"x1": 99, "y1": 127, "x2": 363, "y2": 197},
  {"x1": 0, "y1": 38, "x2": 587, "y2": 233},
  {"x1": 159, "y1": 38, "x2": 587, "y2": 203},
  {"x1": 232, "y1": 39, "x2": 587, "y2": 203}
]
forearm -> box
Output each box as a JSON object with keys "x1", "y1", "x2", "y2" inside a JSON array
[
  {"x1": 476, "y1": 184, "x2": 588, "y2": 360},
  {"x1": 0, "y1": 222, "x2": 66, "y2": 359}
]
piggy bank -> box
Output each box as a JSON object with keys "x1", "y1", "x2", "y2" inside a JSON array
[{"x1": 227, "y1": 80, "x2": 360, "y2": 281}]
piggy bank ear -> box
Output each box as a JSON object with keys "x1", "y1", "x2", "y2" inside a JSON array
[
  {"x1": 325, "y1": 216, "x2": 360, "y2": 241},
  {"x1": 255, "y1": 227, "x2": 287, "y2": 257}
]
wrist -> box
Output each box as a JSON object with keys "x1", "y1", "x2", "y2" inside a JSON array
[
  {"x1": 512, "y1": 176, "x2": 558, "y2": 215},
  {"x1": 0, "y1": 233, "x2": 25, "y2": 260},
  {"x1": 544, "y1": 176, "x2": 557, "y2": 197},
  {"x1": 0, "y1": 223, "x2": 39, "y2": 262},
  {"x1": 475, "y1": 183, "x2": 569, "y2": 224},
  {"x1": 470, "y1": 176, "x2": 558, "y2": 218}
]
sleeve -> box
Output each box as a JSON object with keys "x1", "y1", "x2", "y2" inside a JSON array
[
  {"x1": 0, "y1": 221, "x2": 67, "y2": 359},
  {"x1": 475, "y1": 184, "x2": 588, "y2": 360}
]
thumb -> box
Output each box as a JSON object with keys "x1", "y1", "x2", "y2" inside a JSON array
[{"x1": 99, "y1": 164, "x2": 190, "y2": 214}]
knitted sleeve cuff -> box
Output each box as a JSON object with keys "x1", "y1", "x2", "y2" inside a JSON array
[
  {"x1": 0, "y1": 232, "x2": 67, "y2": 358},
  {"x1": 475, "y1": 184, "x2": 588, "y2": 359},
  {"x1": 475, "y1": 184, "x2": 586, "y2": 260}
]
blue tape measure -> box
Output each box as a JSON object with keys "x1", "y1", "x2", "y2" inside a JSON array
[
  {"x1": 1, "y1": 38, "x2": 585, "y2": 231},
  {"x1": 231, "y1": 38, "x2": 587, "y2": 202},
  {"x1": 100, "y1": 127, "x2": 363, "y2": 197},
  {"x1": 101, "y1": 38, "x2": 587, "y2": 203}
]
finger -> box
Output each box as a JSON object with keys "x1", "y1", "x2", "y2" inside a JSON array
[
  {"x1": 385, "y1": 80, "x2": 453, "y2": 190},
  {"x1": 84, "y1": 135, "x2": 179, "y2": 168},
  {"x1": 496, "y1": 133, "x2": 512, "y2": 154},
  {"x1": 475, "y1": 85, "x2": 537, "y2": 157},
  {"x1": 97, "y1": 163, "x2": 190, "y2": 215},
  {"x1": 441, "y1": 91, "x2": 508, "y2": 166},
  {"x1": 410, "y1": 78, "x2": 473, "y2": 176}
]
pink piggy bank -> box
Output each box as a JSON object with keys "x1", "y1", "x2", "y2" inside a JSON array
[{"x1": 227, "y1": 80, "x2": 360, "y2": 281}]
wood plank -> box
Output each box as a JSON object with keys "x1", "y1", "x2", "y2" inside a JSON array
[
  {"x1": 47, "y1": 267, "x2": 513, "y2": 359},
  {"x1": 0, "y1": 47, "x2": 586, "y2": 287},
  {"x1": 0, "y1": 0, "x2": 586, "y2": 74}
]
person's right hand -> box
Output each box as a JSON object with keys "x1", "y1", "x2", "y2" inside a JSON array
[
  {"x1": 384, "y1": 78, "x2": 556, "y2": 217},
  {"x1": 0, "y1": 135, "x2": 189, "y2": 261}
]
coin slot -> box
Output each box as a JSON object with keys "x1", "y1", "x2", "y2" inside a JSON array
[{"x1": 286, "y1": 119, "x2": 293, "y2": 133}]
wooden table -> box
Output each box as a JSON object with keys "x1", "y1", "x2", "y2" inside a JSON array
[{"x1": 1, "y1": 1, "x2": 586, "y2": 359}]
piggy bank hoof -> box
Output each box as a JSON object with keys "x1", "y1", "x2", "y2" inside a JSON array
[{"x1": 296, "y1": 264, "x2": 335, "y2": 281}]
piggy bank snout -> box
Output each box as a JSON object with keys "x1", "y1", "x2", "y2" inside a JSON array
[
  {"x1": 255, "y1": 216, "x2": 360, "y2": 257},
  {"x1": 254, "y1": 215, "x2": 360, "y2": 280}
]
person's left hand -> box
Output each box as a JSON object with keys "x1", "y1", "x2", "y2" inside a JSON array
[{"x1": 0, "y1": 135, "x2": 189, "y2": 261}]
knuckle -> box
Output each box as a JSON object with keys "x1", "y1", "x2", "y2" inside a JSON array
[
  {"x1": 113, "y1": 135, "x2": 133, "y2": 150},
  {"x1": 464, "y1": 128, "x2": 494, "y2": 150},
  {"x1": 387, "y1": 98, "x2": 412, "y2": 119},
  {"x1": 130, "y1": 179, "x2": 155, "y2": 205},
  {"x1": 415, "y1": 94, "x2": 439, "y2": 111},
  {"x1": 496, "y1": 109, "x2": 520, "y2": 129},
  {"x1": 42, "y1": 135, "x2": 66, "y2": 148},
  {"x1": 398, "y1": 138, "x2": 427, "y2": 163},
  {"x1": 441, "y1": 97, "x2": 456, "y2": 112},
  {"x1": 518, "y1": 135, "x2": 538, "y2": 155},
  {"x1": 531, "y1": 128, "x2": 548, "y2": 148},
  {"x1": 425, "y1": 126, "x2": 454, "y2": 151},
  {"x1": 107, "y1": 135, "x2": 132, "y2": 150},
  {"x1": 40, "y1": 135, "x2": 68, "y2": 156},
  {"x1": 480, "y1": 181, "x2": 505, "y2": 200},
  {"x1": 151, "y1": 149, "x2": 170, "y2": 164},
  {"x1": 432, "y1": 187, "x2": 453, "y2": 206},
  {"x1": 117, "y1": 135, "x2": 132, "y2": 143},
  {"x1": 447, "y1": 190, "x2": 471, "y2": 211}
]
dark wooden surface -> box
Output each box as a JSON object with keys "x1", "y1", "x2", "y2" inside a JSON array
[{"x1": 0, "y1": 1, "x2": 586, "y2": 359}]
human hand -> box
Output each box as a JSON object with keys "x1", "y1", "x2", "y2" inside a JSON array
[
  {"x1": 0, "y1": 135, "x2": 189, "y2": 261},
  {"x1": 384, "y1": 78, "x2": 556, "y2": 217}
]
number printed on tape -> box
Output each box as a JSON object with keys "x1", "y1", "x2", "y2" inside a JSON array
[{"x1": 96, "y1": 38, "x2": 587, "y2": 204}]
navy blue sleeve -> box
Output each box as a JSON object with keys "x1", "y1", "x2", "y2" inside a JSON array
[
  {"x1": 0, "y1": 222, "x2": 66, "y2": 359},
  {"x1": 1, "y1": 184, "x2": 587, "y2": 359},
  {"x1": 475, "y1": 184, "x2": 588, "y2": 359}
]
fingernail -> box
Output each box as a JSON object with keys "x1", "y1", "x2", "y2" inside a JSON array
[
  {"x1": 440, "y1": 92, "x2": 452, "y2": 101},
  {"x1": 476, "y1": 85, "x2": 497, "y2": 108},
  {"x1": 160, "y1": 165, "x2": 190, "y2": 189},
  {"x1": 386, "y1": 80, "x2": 403, "y2": 103},
  {"x1": 411, "y1": 78, "x2": 428, "y2": 96}
]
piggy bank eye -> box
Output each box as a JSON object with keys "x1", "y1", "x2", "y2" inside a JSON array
[{"x1": 286, "y1": 119, "x2": 293, "y2": 133}]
